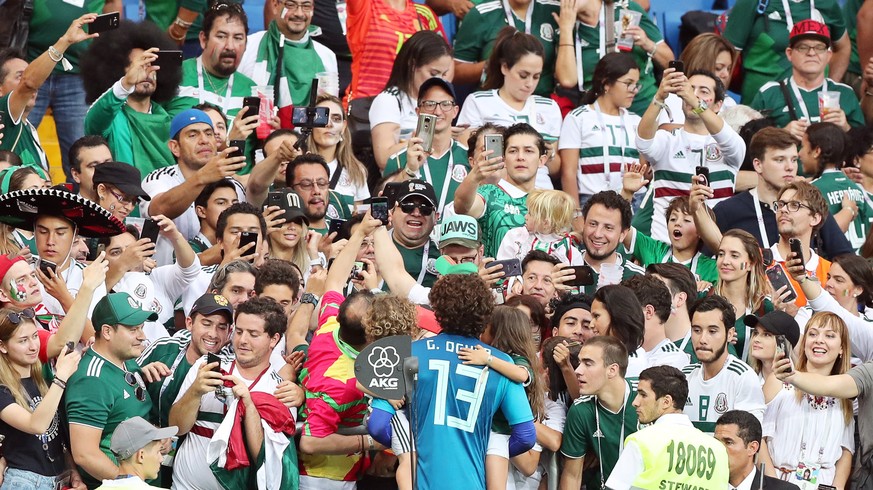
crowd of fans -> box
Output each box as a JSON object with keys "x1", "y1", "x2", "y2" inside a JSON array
[{"x1": 0, "y1": 0, "x2": 872, "y2": 488}]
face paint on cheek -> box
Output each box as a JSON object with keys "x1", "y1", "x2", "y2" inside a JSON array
[
  {"x1": 844, "y1": 289, "x2": 850, "y2": 297},
  {"x1": 281, "y1": 7, "x2": 289, "y2": 18},
  {"x1": 740, "y1": 262, "x2": 746, "y2": 271},
  {"x1": 9, "y1": 283, "x2": 26, "y2": 302}
]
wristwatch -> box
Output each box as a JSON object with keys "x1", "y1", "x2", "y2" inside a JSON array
[
  {"x1": 301, "y1": 293, "x2": 320, "y2": 307},
  {"x1": 691, "y1": 98, "x2": 708, "y2": 115}
]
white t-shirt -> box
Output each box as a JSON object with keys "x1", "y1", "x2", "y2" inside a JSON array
[
  {"x1": 327, "y1": 159, "x2": 370, "y2": 203},
  {"x1": 646, "y1": 338, "x2": 690, "y2": 371},
  {"x1": 171, "y1": 357, "x2": 289, "y2": 490},
  {"x1": 458, "y1": 89, "x2": 562, "y2": 190},
  {"x1": 682, "y1": 355, "x2": 765, "y2": 433},
  {"x1": 140, "y1": 165, "x2": 246, "y2": 266},
  {"x1": 38, "y1": 260, "x2": 106, "y2": 317},
  {"x1": 763, "y1": 384, "x2": 854, "y2": 485},
  {"x1": 559, "y1": 104, "x2": 642, "y2": 196},
  {"x1": 509, "y1": 397, "x2": 566, "y2": 490},
  {"x1": 369, "y1": 88, "x2": 417, "y2": 142},
  {"x1": 180, "y1": 265, "x2": 219, "y2": 316}
]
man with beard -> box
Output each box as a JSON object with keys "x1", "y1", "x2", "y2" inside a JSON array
[
  {"x1": 239, "y1": 0, "x2": 337, "y2": 125},
  {"x1": 69, "y1": 135, "x2": 113, "y2": 201},
  {"x1": 682, "y1": 295, "x2": 765, "y2": 434},
  {"x1": 0, "y1": 15, "x2": 97, "y2": 170},
  {"x1": 81, "y1": 20, "x2": 182, "y2": 177},
  {"x1": 282, "y1": 153, "x2": 353, "y2": 235},
  {"x1": 165, "y1": 4, "x2": 258, "y2": 121}
]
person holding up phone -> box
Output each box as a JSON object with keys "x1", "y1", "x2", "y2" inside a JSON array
[{"x1": 92, "y1": 161, "x2": 151, "y2": 222}]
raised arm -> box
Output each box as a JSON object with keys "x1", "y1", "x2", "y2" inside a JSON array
[
  {"x1": 147, "y1": 149, "x2": 245, "y2": 219},
  {"x1": 638, "y1": 68, "x2": 683, "y2": 140},
  {"x1": 246, "y1": 139, "x2": 296, "y2": 206},
  {"x1": 688, "y1": 178, "x2": 723, "y2": 252},
  {"x1": 372, "y1": 226, "x2": 417, "y2": 298},
  {"x1": 45, "y1": 255, "x2": 107, "y2": 357},
  {"x1": 454, "y1": 148, "x2": 502, "y2": 217}
]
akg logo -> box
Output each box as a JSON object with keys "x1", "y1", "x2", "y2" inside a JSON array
[{"x1": 368, "y1": 346, "x2": 401, "y2": 389}]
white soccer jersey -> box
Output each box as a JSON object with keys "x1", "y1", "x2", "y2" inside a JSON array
[
  {"x1": 646, "y1": 338, "x2": 690, "y2": 371},
  {"x1": 636, "y1": 125, "x2": 745, "y2": 242},
  {"x1": 682, "y1": 355, "x2": 765, "y2": 434},
  {"x1": 559, "y1": 104, "x2": 642, "y2": 196},
  {"x1": 458, "y1": 89, "x2": 562, "y2": 190}
]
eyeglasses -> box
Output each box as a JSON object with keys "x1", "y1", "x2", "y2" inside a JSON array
[
  {"x1": 772, "y1": 200, "x2": 813, "y2": 213},
  {"x1": 420, "y1": 100, "x2": 456, "y2": 111},
  {"x1": 399, "y1": 202, "x2": 434, "y2": 216},
  {"x1": 7, "y1": 308, "x2": 35, "y2": 325},
  {"x1": 617, "y1": 79, "x2": 642, "y2": 92},
  {"x1": 124, "y1": 371, "x2": 147, "y2": 402},
  {"x1": 282, "y1": 0, "x2": 314, "y2": 12},
  {"x1": 360, "y1": 238, "x2": 375, "y2": 250},
  {"x1": 293, "y1": 179, "x2": 330, "y2": 191},
  {"x1": 793, "y1": 44, "x2": 829, "y2": 55},
  {"x1": 109, "y1": 188, "x2": 136, "y2": 206}
]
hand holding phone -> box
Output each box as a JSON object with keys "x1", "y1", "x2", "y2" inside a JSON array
[
  {"x1": 228, "y1": 140, "x2": 246, "y2": 160},
  {"x1": 370, "y1": 197, "x2": 389, "y2": 226},
  {"x1": 486, "y1": 258, "x2": 522, "y2": 277},
  {"x1": 668, "y1": 60, "x2": 684, "y2": 73},
  {"x1": 207, "y1": 353, "x2": 221, "y2": 372},
  {"x1": 39, "y1": 259, "x2": 57, "y2": 276},
  {"x1": 695, "y1": 166, "x2": 710, "y2": 187},
  {"x1": 140, "y1": 218, "x2": 161, "y2": 244},
  {"x1": 566, "y1": 265, "x2": 596, "y2": 287},
  {"x1": 238, "y1": 232, "x2": 258, "y2": 255},
  {"x1": 789, "y1": 237, "x2": 804, "y2": 263},
  {"x1": 415, "y1": 114, "x2": 437, "y2": 153},
  {"x1": 88, "y1": 12, "x2": 120, "y2": 34}
]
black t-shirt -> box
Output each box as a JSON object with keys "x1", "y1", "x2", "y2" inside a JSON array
[
  {"x1": 712, "y1": 190, "x2": 853, "y2": 260},
  {"x1": 0, "y1": 378, "x2": 67, "y2": 477},
  {"x1": 312, "y1": 0, "x2": 351, "y2": 59}
]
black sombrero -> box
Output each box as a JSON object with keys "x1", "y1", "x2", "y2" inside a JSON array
[{"x1": 0, "y1": 188, "x2": 126, "y2": 238}]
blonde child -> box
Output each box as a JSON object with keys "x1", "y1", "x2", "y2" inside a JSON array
[{"x1": 497, "y1": 189, "x2": 583, "y2": 265}]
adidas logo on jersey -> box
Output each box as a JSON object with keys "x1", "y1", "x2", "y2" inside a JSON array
[
  {"x1": 123, "y1": 391, "x2": 130, "y2": 400},
  {"x1": 593, "y1": 429, "x2": 605, "y2": 438},
  {"x1": 591, "y1": 125, "x2": 600, "y2": 131},
  {"x1": 674, "y1": 150, "x2": 685, "y2": 159}
]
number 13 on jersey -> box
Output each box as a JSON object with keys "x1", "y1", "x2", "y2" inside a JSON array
[{"x1": 429, "y1": 359, "x2": 489, "y2": 433}]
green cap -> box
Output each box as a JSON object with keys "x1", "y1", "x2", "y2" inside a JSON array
[
  {"x1": 92, "y1": 292, "x2": 159, "y2": 328},
  {"x1": 439, "y1": 215, "x2": 480, "y2": 249},
  {"x1": 434, "y1": 255, "x2": 479, "y2": 276}
]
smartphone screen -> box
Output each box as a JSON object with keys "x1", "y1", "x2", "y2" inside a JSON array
[
  {"x1": 371, "y1": 197, "x2": 389, "y2": 226},
  {"x1": 766, "y1": 264, "x2": 798, "y2": 303}
]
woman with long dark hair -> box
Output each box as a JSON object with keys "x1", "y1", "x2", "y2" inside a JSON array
[
  {"x1": 590, "y1": 284, "x2": 646, "y2": 379},
  {"x1": 0, "y1": 306, "x2": 83, "y2": 488},
  {"x1": 369, "y1": 31, "x2": 453, "y2": 170},
  {"x1": 458, "y1": 27, "x2": 562, "y2": 190},
  {"x1": 559, "y1": 52, "x2": 644, "y2": 209}
]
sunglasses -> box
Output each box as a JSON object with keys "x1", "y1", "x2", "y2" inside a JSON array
[
  {"x1": 124, "y1": 371, "x2": 147, "y2": 402},
  {"x1": 399, "y1": 202, "x2": 434, "y2": 216},
  {"x1": 7, "y1": 308, "x2": 35, "y2": 325}
]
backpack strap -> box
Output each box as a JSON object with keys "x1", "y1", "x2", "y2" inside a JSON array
[{"x1": 778, "y1": 80, "x2": 799, "y2": 122}]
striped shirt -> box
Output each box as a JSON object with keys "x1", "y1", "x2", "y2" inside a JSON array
[{"x1": 682, "y1": 355, "x2": 765, "y2": 434}]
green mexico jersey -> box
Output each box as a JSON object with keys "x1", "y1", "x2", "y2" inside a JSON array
[
  {"x1": 723, "y1": 0, "x2": 846, "y2": 103},
  {"x1": 392, "y1": 236, "x2": 440, "y2": 289},
  {"x1": 66, "y1": 349, "x2": 152, "y2": 488},
  {"x1": 750, "y1": 77, "x2": 864, "y2": 128},
  {"x1": 0, "y1": 95, "x2": 47, "y2": 168},
  {"x1": 137, "y1": 335, "x2": 194, "y2": 427},
  {"x1": 453, "y1": 0, "x2": 559, "y2": 96},
  {"x1": 628, "y1": 230, "x2": 718, "y2": 283},
  {"x1": 812, "y1": 169, "x2": 873, "y2": 252},
  {"x1": 575, "y1": 251, "x2": 645, "y2": 296},
  {"x1": 164, "y1": 57, "x2": 259, "y2": 120},
  {"x1": 560, "y1": 382, "x2": 639, "y2": 490},
  {"x1": 310, "y1": 191, "x2": 355, "y2": 235},
  {"x1": 27, "y1": 0, "x2": 104, "y2": 73},
  {"x1": 492, "y1": 354, "x2": 532, "y2": 435},
  {"x1": 843, "y1": 0, "x2": 863, "y2": 77},
  {"x1": 384, "y1": 141, "x2": 471, "y2": 214},
  {"x1": 477, "y1": 181, "x2": 529, "y2": 258},
  {"x1": 569, "y1": 1, "x2": 662, "y2": 115}
]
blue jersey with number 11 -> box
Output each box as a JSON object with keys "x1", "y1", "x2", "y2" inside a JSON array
[{"x1": 412, "y1": 334, "x2": 533, "y2": 490}]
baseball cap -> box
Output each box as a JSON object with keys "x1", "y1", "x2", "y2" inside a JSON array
[
  {"x1": 744, "y1": 310, "x2": 800, "y2": 347},
  {"x1": 417, "y1": 77, "x2": 457, "y2": 103},
  {"x1": 92, "y1": 162, "x2": 150, "y2": 201},
  {"x1": 416, "y1": 305, "x2": 441, "y2": 334},
  {"x1": 434, "y1": 255, "x2": 478, "y2": 276},
  {"x1": 170, "y1": 109, "x2": 214, "y2": 139},
  {"x1": 110, "y1": 417, "x2": 178, "y2": 461},
  {"x1": 789, "y1": 19, "x2": 831, "y2": 48},
  {"x1": 0, "y1": 255, "x2": 24, "y2": 284},
  {"x1": 190, "y1": 293, "x2": 233, "y2": 320},
  {"x1": 439, "y1": 215, "x2": 480, "y2": 249},
  {"x1": 395, "y1": 179, "x2": 436, "y2": 207},
  {"x1": 92, "y1": 292, "x2": 159, "y2": 328},
  {"x1": 272, "y1": 190, "x2": 309, "y2": 226}
]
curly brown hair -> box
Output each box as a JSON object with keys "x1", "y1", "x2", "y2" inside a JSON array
[
  {"x1": 429, "y1": 274, "x2": 495, "y2": 338},
  {"x1": 363, "y1": 295, "x2": 418, "y2": 342}
]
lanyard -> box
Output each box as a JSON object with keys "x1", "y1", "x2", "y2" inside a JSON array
[
  {"x1": 573, "y1": 6, "x2": 608, "y2": 92},
  {"x1": 677, "y1": 330, "x2": 691, "y2": 354},
  {"x1": 158, "y1": 346, "x2": 191, "y2": 422},
  {"x1": 749, "y1": 188, "x2": 771, "y2": 249},
  {"x1": 391, "y1": 231, "x2": 432, "y2": 285},
  {"x1": 501, "y1": 0, "x2": 533, "y2": 34},
  {"x1": 780, "y1": 0, "x2": 815, "y2": 32},
  {"x1": 420, "y1": 144, "x2": 455, "y2": 216},
  {"x1": 789, "y1": 77, "x2": 825, "y2": 121},
  {"x1": 592, "y1": 101, "x2": 627, "y2": 190},
  {"x1": 196, "y1": 57, "x2": 234, "y2": 114},
  {"x1": 594, "y1": 385, "x2": 629, "y2": 489}
]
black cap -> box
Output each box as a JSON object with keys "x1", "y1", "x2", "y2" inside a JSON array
[
  {"x1": 190, "y1": 293, "x2": 233, "y2": 320},
  {"x1": 92, "y1": 162, "x2": 149, "y2": 201},
  {"x1": 395, "y1": 179, "x2": 436, "y2": 207},
  {"x1": 744, "y1": 311, "x2": 800, "y2": 347},
  {"x1": 273, "y1": 190, "x2": 309, "y2": 226},
  {"x1": 417, "y1": 77, "x2": 457, "y2": 103}
]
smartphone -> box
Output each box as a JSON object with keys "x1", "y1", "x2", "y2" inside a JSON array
[
  {"x1": 350, "y1": 261, "x2": 367, "y2": 281},
  {"x1": 86, "y1": 242, "x2": 106, "y2": 262},
  {"x1": 207, "y1": 352, "x2": 221, "y2": 372},
  {"x1": 371, "y1": 197, "x2": 389, "y2": 226},
  {"x1": 484, "y1": 134, "x2": 504, "y2": 159},
  {"x1": 292, "y1": 106, "x2": 330, "y2": 128},
  {"x1": 155, "y1": 50, "x2": 182, "y2": 71},
  {"x1": 762, "y1": 248, "x2": 774, "y2": 266},
  {"x1": 238, "y1": 231, "x2": 258, "y2": 253},
  {"x1": 695, "y1": 166, "x2": 710, "y2": 187},
  {"x1": 88, "y1": 11, "x2": 120, "y2": 34},
  {"x1": 228, "y1": 139, "x2": 246, "y2": 160},
  {"x1": 243, "y1": 96, "x2": 261, "y2": 118},
  {"x1": 566, "y1": 265, "x2": 596, "y2": 287},
  {"x1": 65, "y1": 341, "x2": 75, "y2": 354},
  {"x1": 39, "y1": 259, "x2": 57, "y2": 276},
  {"x1": 266, "y1": 191, "x2": 285, "y2": 210},
  {"x1": 486, "y1": 258, "x2": 522, "y2": 277},
  {"x1": 328, "y1": 218, "x2": 348, "y2": 241},
  {"x1": 766, "y1": 264, "x2": 798, "y2": 303},
  {"x1": 668, "y1": 60, "x2": 684, "y2": 73},
  {"x1": 140, "y1": 218, "x2": 161, "y2": 244},
  {"x1": 789, "y1": 237, "x2": 804, "y2": 263},
  {"x1": 774, "y1": 335, "x2": 795, "y2": 374},
  {"x1": 415, "y1": 114, "x2": 437, "y2": 153}
]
